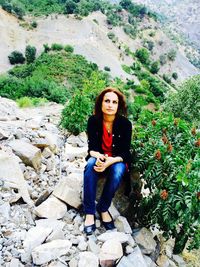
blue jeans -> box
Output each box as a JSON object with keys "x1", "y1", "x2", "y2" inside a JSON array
[{"x1": 83, "y1": 157, "x2": 126, "y2": 214}]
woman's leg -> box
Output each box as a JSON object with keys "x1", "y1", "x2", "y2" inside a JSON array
[
  {"x1": 83, "y1": 157, "x2": 99, "y2": 215},
  {"x1": 96, "y1": 162, "x2": 126, "y2": 212}
]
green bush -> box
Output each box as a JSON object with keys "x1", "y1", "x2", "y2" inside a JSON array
[
  {"x1": 163, "y1": 73, "x2": 171, "y2": 84},
  {"x1": 123, "y1": 24, "x2": 137, "y2": 39},
  {"x1": 135, "y1": 48, "x2": 150, "y2": 65},
  {"x1": 16, "y1": 97, "x2": 48, "y2": 108},
  {"x1": 8, "y1": 51, "x2": 25, "y2": 65},
  {"x1": 25, "y1": 45, "x2": 36, "y2": 64},
  {"x1": 104, "y1": 66, "x2": 111, "y2": 72},
  {"x1": 51, "y1": 43, "x2": 63, "y2": 51},
  {"x1": 60, "y1": 92, "x2": 92, "y2": 135},
  {"x1": 64, "y1": 45, "x2": 74, "y2": 53},
  {"x1": 159, "y1": 54, "x2": 167, "y2": 65},
  {"x1": 31, "y1": 21, "x2": 38, "y2": 28},
  {"x1": 2, "y1": 1, "x2": 12, "y2": 13},
  {"x1": 0, "y1": 75, "x2": 25, "y2": 99},
  {"x1": 167, "y1": 48, "x2": 177, "y2": 61},
  {"x1": 132, "y1": 112, "x2": 200, "y2": 253},
  {"x1": 172, "y1": 72, "x2": 178, "y2": 80},
  {"x1": 150, "y1": 61, "x2": 160, "y2": 74},
  {"x1": 164, "y1": 75, "x2": 200, "y2": 123}
]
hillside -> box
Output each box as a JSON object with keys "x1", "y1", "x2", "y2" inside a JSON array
[{"x1": 0, "y1": 7, "x2": 199, "y2": 83}]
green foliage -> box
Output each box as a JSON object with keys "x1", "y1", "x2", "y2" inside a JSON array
[
  {"x1": 51, "y1": 43, "x2": 63, "y2": 51},
  {"x1": 172, "y1": 72, "x2": 178, "y2": 80},
  {"x1": 25, "y1": 45, "x2": 36, "y2": 64},
  {"x1": 60, "y1": 92, "x2": 92, "y2": 135},
  {"x1": 143, "y1": 40, "x2": 154, "y2": 51},
  {"x1": 123, "y1": 24, "x2": 137, "y2": 39},
  {"x1": 16, "y1": 97, "x2": 48, "y2": 107},
  {"x1": 64, "y1": 45, "x2": 74, "y2": 53},
  {"x1": 106, "y1": 12, "x2": 122, "y2": 26},
  {"x1": 135, "y1": 48, "x2": 150, "y2": 65},
  {"x1": 164, "y1": 75, "x2": 200, "y2": 124},
  {"x1": 163, "y1": 73, "x2": 171, "y2": 84},
  {"x1": 31, "y1": 21, "x2": 38, "y2": 28},
  {"x1": 159, "y1": 54, "x2": 167, "y2": 65},
  {"x1": 167, "y1": 48, "x2": 177, "y2": 61},
  {"x1": 132, "y1": 112, "x2": 200, "y2": 252},
  {"x1": 150, "y1": 61, "x2": 160, "y2": 74},
  {"x1": 104, "y1": 66, "x2": 110, "y2": 72},
  {"x1": 1, "y1": 1, "x2": 12, "y2": 13},
  {"x1": 107, "y1": 32, "x2": 116, "y2": 40},
  {"x1": 8, "y1": 50, "x2": 25, "y2": 65},
  {"x1": 64, "y1": 0, "x2": 77, "y2": 14}
]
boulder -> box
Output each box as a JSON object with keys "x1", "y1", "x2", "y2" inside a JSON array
[
  {"x1": 97, "y1": 232, "x2": 130, "y2": 243},
  {"x1": 78, "y1": 251, "x2": 99, "y2": 267},
  {"x1": 99, "y1": 239, "x2": 123, "y2": 263}
]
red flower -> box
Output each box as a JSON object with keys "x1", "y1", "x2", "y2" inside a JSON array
[
  {"x1": 152, "y1": 120, "x2": 156, "y2": 126},
  {"x1": 167, "y1": 143, "x2": 173, "y2": 152},
  {"x1": 155, "y1": 149, "x2": 161, "y2": 160},
  {"x1": 174, "y1": 119, "x2": 179, "y2": 126},
  {"x1": 194, "y1": 138, "x2": 200, "y2": 147},
  {"x1": 162, "y1": 134, "x2": 168, "y2": 144},
  {"x1": 191, "y1": 127, "x2": 196, "y2": 136},
  {"x1": 160, "y1": 190, "x2": 168, "y2": 200}
]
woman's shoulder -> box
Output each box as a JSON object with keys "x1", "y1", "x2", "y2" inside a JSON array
[{"x1": 116, "y1": 115, "x2": 132, "y2": 127}]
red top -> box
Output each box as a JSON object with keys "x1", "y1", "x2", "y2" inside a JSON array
[{"x1": 102, "y1": 122, "x2": 113, "y2": 156}]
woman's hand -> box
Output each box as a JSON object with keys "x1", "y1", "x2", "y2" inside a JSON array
[{"x1": 94, "y1": 156, "x2": 123, "y2": 172}]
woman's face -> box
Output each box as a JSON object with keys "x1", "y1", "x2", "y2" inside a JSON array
[{"x1": 101, "y1": 92, "x2": 119, "y2": 116}]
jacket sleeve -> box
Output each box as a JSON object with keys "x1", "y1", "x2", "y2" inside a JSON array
[
  {"x1": 116, "y1": 119, "x2": 132, "y2": 163},
  {"x1": 87, "y1": 116, "x2": 101, "y2": 153}
]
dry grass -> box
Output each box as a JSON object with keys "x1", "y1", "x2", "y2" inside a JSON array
[{"x1": 182, "y1": 249, "x2": 200, "y2": 267}]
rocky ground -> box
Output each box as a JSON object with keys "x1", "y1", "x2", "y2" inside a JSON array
[{"x1": 0, "y1": 97, "x2": 191, "y2": 267}]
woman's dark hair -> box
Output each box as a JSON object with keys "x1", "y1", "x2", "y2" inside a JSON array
[{"x1": 95, "y1": 87, "x2": 127, "y2": 118}]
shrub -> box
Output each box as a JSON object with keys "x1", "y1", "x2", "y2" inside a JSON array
[
  {"x1": 104, "y1": 66, "x2": 111, "y2": 72},
  {"x1": 132, "y1": 112, "x2": 200, "y2": 253},
  {"x1": 51, "y1": 43, "x2": 63, "y2": 51},
  {"x1": 163, "y1": 74, "x2": 171, "y2": 84},
  {"x1": 150, "y1": 61, "x2": 160, "y2": 74},
  {"x1": 159, "y1": 54, "x2": 167, "y2": 65},
  {"x1": 164, "y1": 75, "x2": 200, "y2": 123},
  {"x1": 25, "y1": 45, "x2": 36, "y2": 64},
  {"x1": 0, "y1": 75, "x2": 25, "y2": 99},
  {"x1": 64, "y1": 45, "x2": 74, "y2": 53},
  {"x1": 135, "y1": 48, "x2": 150, "y2": 65},
  {"x1": 64, "y1": 0, "x2": 77, "y2": 14},
  {"x1": 8, "y1": 51, "x2": 25, "y2": 65},
  {"x1": 31, "y1": 21, "x2": 38, "y2": 28},
  {"x1": 172, "y1": 72, "x2": 178, "y2": 80},
  {"x1": 43, "y1": 43, "x2": 51, "y2": 53},
  {"x1": 167, "y1": 49, "x2": 177, "y2": 61},
  {"x1": 16, "y1": 97, "x2": 48, "y2": 108},
  {"x1": 2, "y1": 2, "x2": 12, "y2": 13},
  {"x1": 60, "y1": 92, "x2": 92, "y2": 135},
  {"x1": 107, "y1": 32, "x2": 115, "y2": 40},
  {"x1": 123, "y1": 24, "x2": 137, "y2": 39}
]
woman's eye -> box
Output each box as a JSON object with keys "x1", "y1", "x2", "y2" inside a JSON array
[
  {"x1": 113, "y1": 101, "x2": 118, "y2": 104},
  {"x1": 105, "y1": 99, "x2": 110, "y2": 103}
]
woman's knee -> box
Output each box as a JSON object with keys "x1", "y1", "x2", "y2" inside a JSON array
[
  {"x1": 84, "y1": 157, "x2": 96, "y2": 173},
  {"x1": 110, "y1": 162, "x2": 126, "y2": 180}
]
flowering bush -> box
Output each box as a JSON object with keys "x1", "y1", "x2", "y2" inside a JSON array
[{"x1": 132, "y1": 111, "x2": 200, "y2": 253}]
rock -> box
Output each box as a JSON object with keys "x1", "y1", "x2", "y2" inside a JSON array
[
  {"x1": 32, "y1": 239, "x2": 72, "y2": 265},
  {"x1": 8, "y1": 258, "x2": 24, "y2": 267},
  {"x1": 108, "y1": 203, "x2": 120, "y2": 220},
  {"x1": 143, "y1": 255, "x2": 157, "y2": 267},
  {"x1": 115, "y1": 216, "x2": 132, "y2": 234},
  {"x1": 67, "y1": 132, "x2": 87, "y2": 147},
  {"x1": 87, "y1": 237, "x2": 100, "y2": 255},
  {"x1": 42, "y1": 147, "x2": 53, "y2": 158},
  {"x1": 133, "y1": 227, "x2": 157, "y2": 255},
  {"x1": 64, "y1": 143, "x2": 88, "y2": 161},
  {"x1": 97, "y1": 232, "x2": 129, "y2": 243},
  {"x1": 78, "y1": 240, "x2": 88, "y2": 251},
  {"x1": 48, "y1": 261, "x2": 67, "y2": 267},
  {"x1": 38, "y1": 130, "x2": 59, "y2": 153},
  {"x1": 78, "y1": 251, "x2": 99, "y2": 267},
  {"x1": 8, "y1": 140, "x2": 42, "y2": 170},
  {"x1": 156, "y1": 255, "x2": 171, "y2": 267},
  {"x1": 23, "y1": 226, "x2": 53, "y2": 252},
  {"x1": 69, "y1": 257, "x2": 78, "y2": 267},
  {"x1": 172, "y1": 255, "x2": 186, "y2": 267},
  {"x1": 99, "y1": 240, "x2": 123, "y2": 263},
  {"x1": 34, "y1": 195, "x2": 67, "y2": 219},
  {"x1": 0, "y1": 129, "x2": 9, "y2": 140},
  {"x1": 0, "y1": 150, "x2": 32, "y2": 205},
  {"x1": 53, "y1": 174, "x2": 82, "y2": 209},
  {"x1": 0, "y1": 202, "x2": 10, "y2": 224},
  {"x1": 117, "y1": 246, "x2": 148, "y2": 267}
]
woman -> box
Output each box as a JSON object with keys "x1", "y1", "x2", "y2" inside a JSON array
[{"x1": 83, "y1": 87, "x2": 132, "y2": 235}]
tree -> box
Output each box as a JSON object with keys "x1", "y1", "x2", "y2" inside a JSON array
[
  {"x1": 135, "y1": 48, "x2": 150, "y2": 64},
  {"x1": 120, "y1": 0, "x2": 132, "y2": 10},
  {"x1": 2, "y1": 2, "x2": 12, "y2": 13},
  {"x1": 164, "y1": 74, "x2": 200, "y2": 123},
  {"x1": 64, "y1": 0, "x2": 77, "y2": 14},
  {"x1": 25, "y1": 45, "x2": 36, "y2": 64},
  {"x1": 167, "y1": 49, "x2": 177, "y2": 61},
  {"x1": 8, "y1": 51, "x2": 25, "y2": 65},
  {"x1": 150, "y1": 61, "x2": 160, "y2": 74}
]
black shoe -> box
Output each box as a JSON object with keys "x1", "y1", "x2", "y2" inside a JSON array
[
  {"x1": 84, "y1": 223, "x2": 96, "y2": 235},
  {"x1": 98, "y1": 210, "x2": 116, "y2": 231}
]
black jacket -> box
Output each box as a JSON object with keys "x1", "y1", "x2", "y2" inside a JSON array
[{"x1": 86, "y1": 115, "x2": 132, "y2": 195}]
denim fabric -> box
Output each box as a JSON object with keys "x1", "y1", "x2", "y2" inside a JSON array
[{"x1": 83, "y1": 157, "x2": 126, "y2": 214}]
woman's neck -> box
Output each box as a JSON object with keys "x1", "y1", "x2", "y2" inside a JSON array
[{"x1": 103, "y1": 114, "x2": 115, "y2": 123}]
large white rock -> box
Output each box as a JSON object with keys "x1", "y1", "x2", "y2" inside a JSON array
[
  {"x1": 34, "y1": 195, "x2": 67, "y2": 219},
  {"x1": 0, "y1": 150, "x2": 32, "y2": 205},
  {"x1": 99, "y1": 239, "x2": 123, "y2": 261},
  {"x1": 32, "y1": 239, "x2": 72, "y2": 265},
  {"x1": 78, "y1": 251, "x2": 99, "y2": 267},
  {"x1": 8, "y1": 140, "x2": 42, "y2": 170},
  {"x1": 97, "y1": 232, "x2": 129, "y2": 243},
  {"x1": 53, "y1": 173, "x2": 83, "y2": 209},
  {"x1": 133, "y1": 227, "x2": 157, "y2": 255},
  {"x1": 23, "y1": 226, "x2": 53, "y2": 252},
  {"x1": 118, "y1": 246, "x2": 148, "y2": 267},
  {"x1": 64, "y1": 143, "x2": 88, "y2": 161},
  {"x1": 115, "y1": 216, "x2": 132, "y2": 234},
  {"x1": 38, "y1": 130, "x2": 59, "y2": 153}
]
